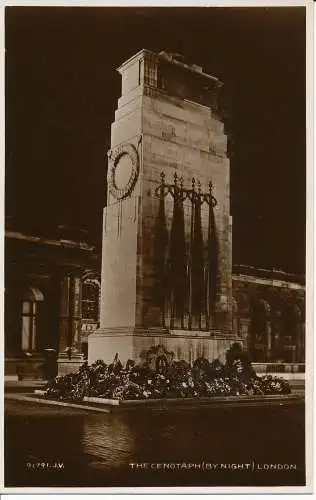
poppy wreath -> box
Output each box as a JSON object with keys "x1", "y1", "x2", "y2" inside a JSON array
[{"x1": 43, "y1": 346, "x2": 292, "y2": 401}]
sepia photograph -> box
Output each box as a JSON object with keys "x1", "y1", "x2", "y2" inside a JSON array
[{"x1": 3, "y1": 2, "x2": 311, "y2": 492}]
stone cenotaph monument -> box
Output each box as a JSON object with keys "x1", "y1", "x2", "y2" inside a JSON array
[{"x1": 89, "y1": 49, "x2": 237, "y2": 364}]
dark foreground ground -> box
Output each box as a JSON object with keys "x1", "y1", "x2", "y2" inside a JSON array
[{"x1": 4, "y1": 397, "x2": 305, "y2": 488}]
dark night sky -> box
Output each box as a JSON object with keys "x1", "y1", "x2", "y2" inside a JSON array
[{"x1": 5, "y1": 7, "x2": 306, "y2": 274}]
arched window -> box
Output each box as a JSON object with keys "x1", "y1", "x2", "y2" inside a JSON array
[
  {"x1": 81, "y1": 278, "x2": 100, "y2": 323},
  {"x1": 282, "y1": 303, "x2": 301, "y2": 363},
  {"x1": 236, "y1": 292, "x2": 250, "y2": 316},
  {"x1": 250, "y1": 299, "x2": 271, "y2": 362},
  {"x1": 81, "y1": 277, "x2": 100, "y2": 359},
  {"x1": 283, "y1": 303, "x2": 301, "y2": 342},
  {"x1": 21, "y1": 287, "x2": 44, "y2": 352}
]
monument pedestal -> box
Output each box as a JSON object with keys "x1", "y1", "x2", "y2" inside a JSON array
[
  {"x1": 89, "y1": 50, "x2": 235, "y2": 366},
  {"x1": 89, "y1": 327, "x2": 238, "y2": 365},
  {"x1": 57, "y1": 352, "x2": 85, "y2": 376}
]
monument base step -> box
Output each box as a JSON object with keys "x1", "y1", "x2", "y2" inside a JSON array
[
  {"x1": 57, "y1": 353, "x2": 86, "y2": 376},
  {"x1": 88, "y1": 328, "x2": 239, "y2": 365}
]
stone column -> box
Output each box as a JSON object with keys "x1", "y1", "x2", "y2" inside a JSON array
[
  {"x1": 57, "y1": 273, "x2": 84, "y2": 375},
  {"x1": 298, "y1": 323, "x2": 305, "y2": 363},
  {"x1": 71, "y1": 275, "x2": 82, "y2": 353},
  {"x1": 58, "y1": 275, "x2": 71, "y2": 353},
  {"x1": 271, "y1": 311, "x2": 284, "y2": 363},
  {"x1": 266, "y1": 320, "x2": 272, "y2": 362}
]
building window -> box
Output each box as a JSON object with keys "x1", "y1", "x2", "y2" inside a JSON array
[
  {"x1": 21, "y1": 300, "x2": 37, "y2": 351},
  {"x1": 282, "y1": 303, "x2": 301, "y2": 363},
  {"x1": 250, "y1": 299, "x2": 271, "y2": 362},
  {"x1": 20, "y1": 287, "x2": 44, "y2": 353},
  {"x1": 82, "y1": 279, "x2": 100, "y2": 322}
]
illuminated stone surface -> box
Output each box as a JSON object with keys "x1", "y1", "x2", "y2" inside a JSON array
[{"x1": 89, "y1": 50, "x2": 236, "y2": 364}]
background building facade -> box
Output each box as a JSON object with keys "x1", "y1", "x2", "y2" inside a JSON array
[{"x1": 4, "y1": 226, "x2": 305, "y2": 378}]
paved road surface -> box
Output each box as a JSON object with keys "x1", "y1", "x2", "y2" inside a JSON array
[{"x1": 4, "y1": 396, "x2": 305, "y2": 488}]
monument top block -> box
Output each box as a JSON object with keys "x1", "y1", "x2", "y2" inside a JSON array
[
  {"x1": 117, "y1": 49, "x2": 223, "y2": 112},
  {"x1": 117, "y1": 49, "x2": 221, "y2": 83}
]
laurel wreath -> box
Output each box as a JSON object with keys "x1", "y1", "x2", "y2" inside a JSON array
[{"x1": 108, "y1": 143, "x2": 139, "y2": 201}]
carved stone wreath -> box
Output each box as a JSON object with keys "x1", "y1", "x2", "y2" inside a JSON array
[{"x1": 107, "y1": 143, "x2": 139, "y2": 200}]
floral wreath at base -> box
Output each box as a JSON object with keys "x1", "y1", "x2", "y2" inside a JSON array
[{"x1": 43, "y1": 345, "x2": 292, "y2": 402}]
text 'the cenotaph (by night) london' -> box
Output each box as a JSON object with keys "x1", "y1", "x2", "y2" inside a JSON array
[{"x1": 88, "y1": 49, "x2": 238, "y2": 364}]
